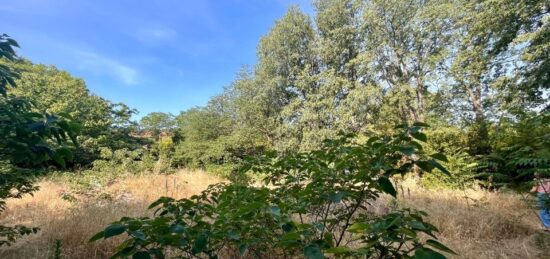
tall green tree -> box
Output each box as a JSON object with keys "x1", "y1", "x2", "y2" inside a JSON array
[
  {"x1": 362, "y1": 0, "x2": 455, "y2": 125},
  {"x1": 3, "y1": 60, "x2": 141, "y2": 165},
  {"x1": 0, "y1": 34, "x2": 77, "y2": 245},
  {"x1": 450, "y1": 0, "x2": 548, "y2": 155},
  {"x1": 139, "y1": 112, "x2": 175, "y2": 138},
  {"x1": 314, "y1": 0, "x2": 382, "y2": 135},
  {"x1": 256, "y1": 6, "x2": 319, "y2": 151}
]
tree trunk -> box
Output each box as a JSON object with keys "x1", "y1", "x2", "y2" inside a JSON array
[{"x1": 466, "y1": 85, "x2": 491, "y2": 155}]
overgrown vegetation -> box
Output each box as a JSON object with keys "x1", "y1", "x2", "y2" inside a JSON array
[
  {"x1": 0, "y1": 0, "x2": 549, "y2": 257},
  {"x1": 93, "y1": 125, "x2": 457, "y2": 258},
  {"x1": 139, "y1": 0, "x2": 549, "y2": 190}
]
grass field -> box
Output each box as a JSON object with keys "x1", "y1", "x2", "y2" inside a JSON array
[{"x1": 0, "y1": 170, "x2": 548, "y2": 258}]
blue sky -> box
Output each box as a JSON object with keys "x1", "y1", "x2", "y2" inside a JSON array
[{"x1": 1, "y1": 0, "x2": 313, "y2": 118}]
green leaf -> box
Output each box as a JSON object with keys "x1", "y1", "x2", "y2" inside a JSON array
[
  {"x1": 398, "y1": 227, "x2": 417, "y2": 238},
  {"x1": 148, "y1": 197, "x2": 173, "y2": 209},
  {"x1": 411, "y1": 132, "x2": 427, "y2": 142},
  {"x1": 410, "y1": 220, "x2": 428, "y2": 231},
  {"x1": 51, "y1": 153, "x2": 66, "y2": 168},
  {"x1": 347, "y1": 223, "x2": 368, "y2": 233},
  {"x1": 378, "y1": 177, "x2": 397, "y2": 197},
  {"x1": 280, "y1": 232, "x2": 301, "y2": 243},
  {"x1": 132, "y1": 251, "x2": 151, "y2": 259},
  {"x1": 328, "y1": 192, "x2": 345, "y2": 203},
  {"x1": 428, "y1": 160, "x2": 451, "y2": 176},
  {"x1": 416, "y1": 161, "x2": 435, "y2": 172},
  {"x1": 304, "y1": 244, "x2": 324, "y2": 259},
  {"x1": 282, "y1": 222, "x2": 295, "y2": 232},
  {"x1": 325, "y1": 246, "x2": 353, "y2": 254},
  {"x1": 400, "y1": 146, "x2": 416, "y2": 156},
  {"x1": 170, "y1": 224, "x2": 185, "y2": 234},
  {"x1": 131, "y1": 231, "x2": 146, "y2": 240},
  {"x1": 192, "y1": 233, "x2": 208, "y2": 254},
  {"x1": 430, "y1": 153, "x2": 448, "y2": 163},
  {"x1": 104, "y1": 224, "x2": 126, "y2": 239},
  {"x1": 89, "y1": 231, "x2": 105, "y2": 242},
  {"x1": 426, "y1": 239, "x2": 456, "y2": 254},
  {"x1": 414, "y1": 248, "x2": 446, "y2": 259}
]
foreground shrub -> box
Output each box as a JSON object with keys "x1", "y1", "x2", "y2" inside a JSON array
[{"x1": 92, "y1": 124, "x2": 455, "y2": 258}]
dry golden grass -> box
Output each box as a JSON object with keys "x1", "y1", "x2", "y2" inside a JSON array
[
  {"x1": 0, "y1": 171, "x2": 548, "y2": 258},
  {"x1": 397, "y1": 179, "x2": 549, "y2": 259},
  {"x1": 0, "y1": 170, "x2": 221, "y2": 259}
]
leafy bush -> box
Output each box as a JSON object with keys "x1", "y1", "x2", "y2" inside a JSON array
[
  {"x1": 64, "y1": 147, "x2": 156, "y2": 192},
  {"x1": 92, "y1": 148, "x2": 155, "y2": 175},
  {"x1": 421, "y1": 152, "x2": 477, "y2": 190},
  {"x1": 417, "y1": 125, "x2": 477, "y2": 189},
  {"x1": 92, "y1": 124, "x2": 456, "y2": 258},
  {"x1": 479, "y1": 111, "x2": 550, "y2": 190}
]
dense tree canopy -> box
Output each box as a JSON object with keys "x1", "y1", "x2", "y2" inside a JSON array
[
  {"x1": 1, "y1": 60, "x2": 143, "y2": 166},
  {"x1": 139, "y1": 112, "x2": 176, "y2": 138},
  {"x1": 168, "y1": 0, "x2": 549, "y2": 185}
]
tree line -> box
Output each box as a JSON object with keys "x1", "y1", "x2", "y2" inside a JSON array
[
  {"x1": 1, "y1": 0, "x2": 548, "y2": 188},
  {"x1": 139, "y1": 0, "x2": 548, "y2": 188}
]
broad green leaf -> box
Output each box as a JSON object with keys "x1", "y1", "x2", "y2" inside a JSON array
[
  {"x1": 398, "y1": 227, "x2": 417, "y2": 238},
  {"x1": 416, "y1": 161, "x2": 434, "y2": 172},
  {"x1": 131, "y1": 231, "x2": 146, "y2": 240},
  {"x1": 227, "y1": 230, "x2": 240, "y2": 240},
  {"x1": 304, "y1": 244, "x2": 324, "y2": 259},
  {"x1": 426, "y1": 239, "x2": 456, "y2": 254},
  {"x1": 282, "y1": 222, "x2": 295, "y2": 232},
  {"x1": 89, "y1": 231, "x2": 104, "y2": 242},
  {"x1": 347, "y1": 223, "x2": 368, "y2": 233},
  {"x1": 170, "y1": 224, "x2": 185, "y2": 234},
  {"x1": 400, "y1": 146, "x2": 416, "y2": 156},
  {"x1": 378, "y1": 177, "x2": 397, "y2": 197},
  {"x1": 192, "y1": 233, "x2": 208, "y2": 254},
  {"x1": 104, "y1": 224, "x2": 126, "y2": 239},
  {"x1": 280, "y1": 232, "x2": 301, "y2": 243},
  {"x1": 411, "y1": 132, "x2": 428, "y2": 142},
  {"x1": 328, "y1": 192, "x2": 345, "y2": 203},
  {"x1": 428, "y1": 160, "x2": 451, "y2": 176},
  {"x1": 430, "y1": 153, "x2": 448, "y2": 162},
  {"x1": 414, "y1": 248, "x2": 446, "y2": 259}
]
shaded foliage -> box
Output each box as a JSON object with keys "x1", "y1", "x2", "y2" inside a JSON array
[{"x1": 0, "y1": 34, "x2": 78, "y2": 245}]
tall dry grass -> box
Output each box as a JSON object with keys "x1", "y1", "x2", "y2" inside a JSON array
[
  {"x1": 396, "y1": 179, "x2": 549, "y2": 259},
  {"x1": 0, "y1": 170, "x2": 221, "y2": 259},
  {"x1": 0, "y1": 171, "x2": 548, "y2": 258}
]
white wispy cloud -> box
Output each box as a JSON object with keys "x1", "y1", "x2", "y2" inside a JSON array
[
  {"x1": 75, "y1": 51, "x2": 139, "y2": 85},
  {"x1": 135, "y1": 26, "x2": 178, "y2": 44}
]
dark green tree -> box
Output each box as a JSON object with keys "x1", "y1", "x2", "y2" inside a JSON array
[{"x1": 0, "y1": 34, "x2": 77, "y2": 245}]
